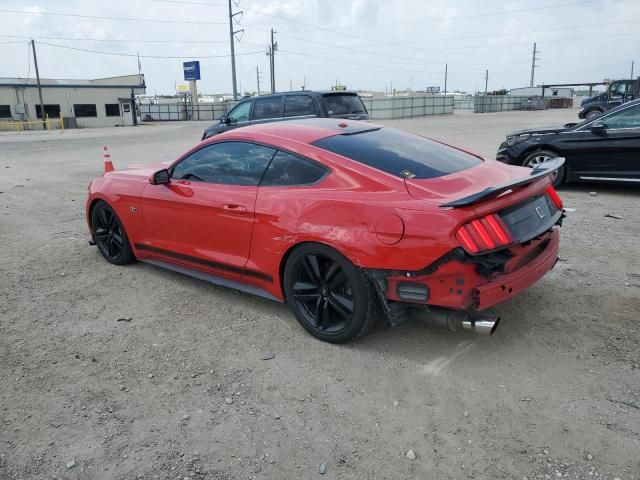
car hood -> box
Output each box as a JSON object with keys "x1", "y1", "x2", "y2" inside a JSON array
[
  {"x1": 111, "y1": 161, "x2": 172, "y2": 178},
  {"x1": 404, "y1": 160, "x2": 534, "y2": 203},
  {"x1": 581, "y1": 93, "x2": 604, "y2": 105},
  {"x1": 507, "y1": 125, "x2": 567, "y2": 137}
]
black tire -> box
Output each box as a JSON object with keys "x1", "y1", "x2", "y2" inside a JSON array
[
  {"x1": 90, "y1": 200, "x2": 136, "y2": 265},
  {"x1": 283, "y1": 243, "x2": 379, "y2": 344},
  {"x1": 585, "y1": 109, "x2": 602, "y2": 121},
  {"x1": 522, "y1": 149, "x2": 565, "y2": 188}
]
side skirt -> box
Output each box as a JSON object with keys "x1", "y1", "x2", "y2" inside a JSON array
[{"x1": 140, "y1": 258, "x2": 283, "y2": 303}]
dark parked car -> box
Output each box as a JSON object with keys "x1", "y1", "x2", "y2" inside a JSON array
[
  {"x1": 497, "y1": 99, "x2": 640, "y2": 186},
  {"x1": 202, "y1": 91, "x2": 369, "y2": 140}
]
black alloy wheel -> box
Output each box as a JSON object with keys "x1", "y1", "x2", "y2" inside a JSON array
[
  {"x1": 91, "y1": 201, "x2": 135, "y2": 265},
  {"x1": 284, "y1": 243, "x2": 378, "y2": 343}
]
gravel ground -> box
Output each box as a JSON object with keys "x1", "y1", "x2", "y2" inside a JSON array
[{"x1": 1, "y1": 109, "x2": 639, "y2": 480}]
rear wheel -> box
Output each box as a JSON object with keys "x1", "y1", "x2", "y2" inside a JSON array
[
  {"x1": 522, "y1": 150, "x2": 565, "y2": 187},
  {"x1": 90, "y1": 201, "x2": 136, "y2": 265},
  {"x1": 283, "y1": 243, "x2": 378, "y2": 343}
]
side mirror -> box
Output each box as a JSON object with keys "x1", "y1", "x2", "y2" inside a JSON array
[
  {"x1": 219, "y1": 115, "x2": 228, "y2": 124},
  {"x1": 150, "y1": 169, "x2": 170, "y2": 185},
  {"x1": 590, "y1": 121, "x2": 606, "y2": 134}
]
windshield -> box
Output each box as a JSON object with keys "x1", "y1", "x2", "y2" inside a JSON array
[
  {"x1": 313, "y1": 127, "x2": 482, "y2": 180},
  {"x1": 321, "y1": 93, "x2": 367, "y2": 116}
]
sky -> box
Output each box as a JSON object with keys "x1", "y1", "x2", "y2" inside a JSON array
[{"x1": 0, "y1": 0, "x2": 638, "y2": 96}]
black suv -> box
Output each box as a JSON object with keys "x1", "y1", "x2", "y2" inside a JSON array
[{"x1": 202, "y1": 91, "x2": 369, "y2": 140}]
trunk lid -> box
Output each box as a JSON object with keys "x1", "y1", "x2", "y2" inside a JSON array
[{"x1": 404, "y1": 160, "x2": 533, "y2": 205}]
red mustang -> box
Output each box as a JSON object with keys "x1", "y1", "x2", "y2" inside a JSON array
[{"x1": 86, "y1": 119, "x2": 564, "y2": 343}]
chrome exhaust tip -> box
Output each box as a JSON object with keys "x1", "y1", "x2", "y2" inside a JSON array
[
  {"x1": 409, "y1": 307, "x2": 500, "y2": 336},
  {"x1": 462, "y1": 316, "x2": 500, "y2": 336}
]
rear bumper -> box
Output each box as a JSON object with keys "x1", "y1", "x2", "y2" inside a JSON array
[
  {"x1": 474, "y1": 228, "x2": 559, "y2": 310},
  {"x1": 378, "y1": 228, "x2": 560, "y2": 311}
]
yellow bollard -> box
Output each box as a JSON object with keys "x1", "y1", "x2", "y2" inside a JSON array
[{"x1": 59, "y1": 113, "x2": 64, "y2": 132}]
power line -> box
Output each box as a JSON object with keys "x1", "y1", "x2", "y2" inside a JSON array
[
  {"x1": 0, "y1": 8, "x2": 226, "y2": 25},
  {"x1": 154, "y1": 0, "x2": 599, "y2": 28},
  {"x1": 276, "y1": 48, "x2": 513, "y2": 77},
  {"x1": 0, "y1": 34, "x2": 229, "y2": 44},
  {"x1": 338, "y1": 17, "x2": 640, "y2": 48},
  {"x1": 35, "y1": 41, "x2": 264, "y2": 59}
]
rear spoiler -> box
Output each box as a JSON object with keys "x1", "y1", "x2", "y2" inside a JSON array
[{"x1": 440, "y1": 157, "x2": 565, "y2": 208}]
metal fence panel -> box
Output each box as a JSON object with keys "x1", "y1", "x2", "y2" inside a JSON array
[
  {"x1": 139, "y1": 96, "x2": 454, "y2": 123},
  {"x1": 139, "y1": 101, "x2": 238, "y2": 122},
  {"x1": 473, "y1": 95, "x2": 550, "y2": 113},
  {"x1": 362, "y1": 95, "x2": 453, "y2": 120}
]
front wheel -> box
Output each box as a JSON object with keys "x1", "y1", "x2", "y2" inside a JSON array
[
  {"x1": 522, "y1": 150, "x2": 565, "y2": 187},
  {"x1": 283, "y1": 243, "x2": 379, "y2": 343},
  {"x1": 90, "y1": 201, "x2": 136, "y2": 265},
  {"x1": 585, "y1": 109, "x2": 602, "y2": 121}
]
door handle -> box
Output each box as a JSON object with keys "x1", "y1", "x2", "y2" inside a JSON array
[{"x1": 222, "y1": 204, "x2": 248, "y2": 214}]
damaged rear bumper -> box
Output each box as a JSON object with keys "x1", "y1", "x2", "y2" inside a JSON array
[
  {"x1": 474, "y1": 228, "x2": 559, "y2": 309},
  {"x1": 365, "y1": 228, "x2": 560, "y2": 318}
]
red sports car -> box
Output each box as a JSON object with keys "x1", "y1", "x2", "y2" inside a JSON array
[{"x1": 86, "y1": 119, "x2": 564, "y2": 343}]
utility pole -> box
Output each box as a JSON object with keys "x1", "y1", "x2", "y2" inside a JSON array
[
  {"x1": 289, "y1": 78, "x2": 292, "y2": 91},
  {"x1": 256, "y1": 66, "x2": 261, "y2": 95},
  {"x1": 484, "y1": 69, "x2": 489, "y2": 94},
  {"x1": 444, "y1": 63, "x2": 448, "y2": 95},
  {"x1": 631, "y1": 60, "x2": 635, "y2": 78},
  {"x1": 530, "y1": 42, "x2": 539, "y2": 87},
  {"x1": 227, "y1": 0, "x2": 243, "y2": 100},
  {"x1": 268, "y1": 28, "x2": 277, "y2": 93},
  {"x1": 31, "y1": 39, "x2": 46, "y2": 129}
]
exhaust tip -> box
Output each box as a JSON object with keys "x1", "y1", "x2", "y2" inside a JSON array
[{"x1": 463, "y1": 315, "x2": 500, "y2": 336}]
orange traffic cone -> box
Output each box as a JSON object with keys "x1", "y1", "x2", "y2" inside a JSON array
[{"x1": 103, "y1": 145, "x2": 114, "y2": 173}]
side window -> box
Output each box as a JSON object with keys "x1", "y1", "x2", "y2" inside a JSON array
[
  {"x1": 284, "y1": 95, "x2": 316, "y2": 117},
  {"x1": 227, "y1": 101, "x2": 250, "y2": 123},
  {"x1": 36, "y1": 104, "x2": 61, "y2": 119},
  {"x1": 74, "y1": 104, "x2": 97, "y2": 118},
  {"x1": 171, "y1": 142, "x2": 276, "y2": 186},
  {"x1": 105, "y1": 104, "x2": 120, "y2": 117},
  {"x1": 601, "y1": 104, "x2": 640, "y2": 129},
  {"x1": 261, "y1": 151, "x2": 328, "y2": 187},
  {"x1": 253, "y1": 96, "x2": 282, "y2": 120}
]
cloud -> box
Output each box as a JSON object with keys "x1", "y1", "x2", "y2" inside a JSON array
[{"x1": 0, "y1": 0, "x2": 637, "y2": 94}]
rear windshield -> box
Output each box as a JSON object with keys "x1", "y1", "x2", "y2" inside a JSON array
[
  {"x1": 312, "y1": 127, "x2": 482, "y2": 179},
  {"x1": 321, "y1": 93, "x2": 367, "y2": 116}
]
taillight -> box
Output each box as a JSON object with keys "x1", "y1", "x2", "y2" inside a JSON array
[
  {"x1": 546, "y1": 185, "x2": 563, "y2": 210},
  {"x1": 456, "y1": 214, "x2": 512, "y2": 255}
]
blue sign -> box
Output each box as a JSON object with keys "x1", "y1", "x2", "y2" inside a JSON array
[
  {"x1": 183, "y1": 61, "x2": 201, "y2": 81},
  {"x1": 426, "y1": 86, "x2": 440, "y2": 93}
]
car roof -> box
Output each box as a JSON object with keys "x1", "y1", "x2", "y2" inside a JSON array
[{"x1": 213, "y1": 118, "x2": 382, "y2": 145}]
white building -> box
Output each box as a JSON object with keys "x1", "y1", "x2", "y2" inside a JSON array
[
  {"x1": 510, "y1": 86, "x2": 574, "y2": 98},
  {"x1": 0, "y1": 74, "x2": 146, "y2": 128}
]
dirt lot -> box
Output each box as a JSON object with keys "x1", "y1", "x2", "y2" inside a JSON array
[{"x1": 1, "y1": 109, "x2": 638, "y2": 480}]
